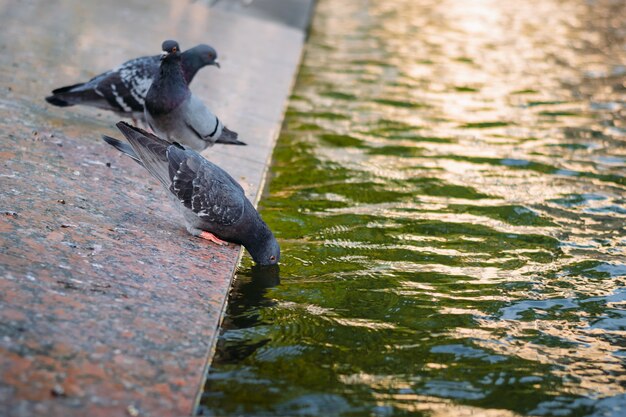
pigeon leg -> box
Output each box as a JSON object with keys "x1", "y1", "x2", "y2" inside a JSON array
[
  {"x1": 199, "y1": 231, "x2": 229, "y2": 246},
  {"x1": 186, "y1": 225, "x2": 229, "y2": 246}
]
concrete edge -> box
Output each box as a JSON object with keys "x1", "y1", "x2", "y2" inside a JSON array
[{"x1": 190, "y1": 37, "x2": 308, "y2": 415}]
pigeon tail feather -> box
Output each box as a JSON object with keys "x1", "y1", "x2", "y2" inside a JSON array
[
  {"x1": 45, "y1": 82, "x2": 102, "y2": 107},
  {"x1": 215, "y1": 126, "x2": 246, "y2": 146},
  {"x1": 45, "y1": 95, "x2": 72, "y2": 107},
  {"x1": 50, "y1": 82, "x2": 85, "y2": 95},
  {"x1": 45, "y1": 82, "x2": 85, "y2": 106},
  {"x1": 115, "y1": 122, "x2": 173, "y2": 187},
  {"x1": 116, "y1": 121, "x2": 173, "y2": 149},
  {"x1": 102, "y1": 135, "x2": 142, "y2": 166}
]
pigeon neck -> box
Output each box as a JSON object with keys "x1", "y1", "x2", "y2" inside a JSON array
[
  {"x1": 159, "y1": 56, "x2": 187, "y2": 86},
  {"x1": 180, "y1": 52, "x2": 202, "y2": 84},
  {"x1": 147, "y1": 57, "x2": 189, "y2": 115}
]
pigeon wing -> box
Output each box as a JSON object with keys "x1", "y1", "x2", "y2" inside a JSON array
[
  {"x1": 117, "y1": 56, "x2": 159, "y2": 106},
  {"x1": 182, "y1": 95, "x2": 222, "y2": 143},
  {"x1": 167, "y1": 147, "x2": 245, "y2": 226},
  {"x1": 94, "y1": 56, "x2": 159, "y2": 113}
]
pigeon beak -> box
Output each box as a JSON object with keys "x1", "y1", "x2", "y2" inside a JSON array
[
  {"x1": 160, "y1": 51, "x2": 168, "y2": 61},
  {"x1": 213, "y1": 61, "x2": 221, "y2": 69}
]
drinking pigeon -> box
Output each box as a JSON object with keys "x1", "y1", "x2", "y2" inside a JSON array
[
  {"x1": 45, "y1": 44, "x2": 220, "y2": 123},
  {"x1": 102, "y1": 121, "x2": 279, "y2": 266},
  {"x1": 144, "y1": 40, "x2": 244, "y2": 150}
]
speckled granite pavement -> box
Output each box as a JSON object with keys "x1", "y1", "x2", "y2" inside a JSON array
[{"x1": 0, "y1": 0, "x2": 312, "y2": 415}]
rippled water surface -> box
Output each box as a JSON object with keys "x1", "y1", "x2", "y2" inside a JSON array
[{"x1": 200, "y1": 0, "x2": 626, "y2": 415}]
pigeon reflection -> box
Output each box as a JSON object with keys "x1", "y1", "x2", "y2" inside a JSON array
[
  {"x1": 211, "y1": 264, "x2": 280, "y2": 364},
  {"x1": 227, "y1": 264, "x2": 281, "y2": 326},
  {"x1": 249, "y1": 263, "x2": 280, "y2": 288}
]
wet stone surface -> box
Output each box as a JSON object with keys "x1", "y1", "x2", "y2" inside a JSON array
[
  {"x1": 0, "y1": 0, "x2": 306, "y2": 416},
  {"x1": 1, "y1": 122, "x2": 239, "y2": 417}
]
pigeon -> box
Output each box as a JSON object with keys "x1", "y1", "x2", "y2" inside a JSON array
[
  {"x1": 144, "y1": 40, "x2": 244, "y2": 150},
  {"x1": 102, "y1": 121, "x2": 280, "y2": 266},
  {"x1": 45, "y1": 44, "x2": 220, "y2": 123}
]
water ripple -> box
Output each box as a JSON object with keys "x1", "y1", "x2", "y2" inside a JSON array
[{"x1": 202, "y1": 0, "x2": 626, "y2": 415}]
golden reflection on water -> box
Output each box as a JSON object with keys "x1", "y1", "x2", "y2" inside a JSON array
[
  {"x1": 319, "y1": 0, "x2": 624, "y2": 406},
  {"x1": 205, "y1": 0, "x2": 626, "y2": 414},
  {"x1": 474, "y1": 317, "x2": 626, "y2": 397}
]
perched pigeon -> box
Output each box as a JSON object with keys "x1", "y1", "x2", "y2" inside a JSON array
[
  {"x1": 102, "y1": 121, "x2": 279, "y2": 266},
  {"x1": 144, "y1": 40, "x2": 244, "y2": 150},
  {"x1": 45, "y1": 44, "x2": 220, "y2": 123}
]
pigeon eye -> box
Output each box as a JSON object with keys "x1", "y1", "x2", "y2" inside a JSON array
[
  {"x1": 270, "y1": 256, "x2": 276, "y2": 262},
  {"x1": 172, "y1": 47, "x2": 177, "y2": 52}
]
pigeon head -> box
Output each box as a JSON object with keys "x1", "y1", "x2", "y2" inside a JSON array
[
  {"x1": 180, "y1": 44, "x2": 221, "y2": 83},
  {"x1": 247, "y1": 229, "x2": 281, "y2": 266},
  {"x1": 161, "y1": 40, "x2": 181, "y2": 61},
  {"x1": 190, "y1": 44, "x2": 220, "y2": 68}
]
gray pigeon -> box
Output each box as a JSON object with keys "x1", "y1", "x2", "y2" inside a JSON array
[
  {"x1": 144, "y1": 40, "x2": 245, "y2": 150},
  {"x1": 102, "y1": 121, "x2": 279, "y2": 266},
  {"x1": 45, "y1": 44, "x2": 220, "y2": 123}
]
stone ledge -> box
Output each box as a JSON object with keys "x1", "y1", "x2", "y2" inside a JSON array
[{"x1": 0, "y1": 0, "x2": 313, "y2": 416}]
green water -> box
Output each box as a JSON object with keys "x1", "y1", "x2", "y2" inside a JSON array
[{"x1": 200, "y1": 0, "x2": 626, "y2": 415}]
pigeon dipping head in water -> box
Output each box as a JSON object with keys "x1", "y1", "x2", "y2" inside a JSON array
[{"x1": 103, "y1": 122, "x2": 279, "y2": 265}]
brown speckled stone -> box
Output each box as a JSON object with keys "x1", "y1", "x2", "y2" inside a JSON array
[
  {"x1": 0, "y1": 0, "x2": 305, "y2": 416},
  {"x1": 0, "y1": 121, "x2": 240, "y2": 416}
]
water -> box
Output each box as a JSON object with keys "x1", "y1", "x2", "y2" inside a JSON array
[{"x1": 199, "y1": 0, "x2": 626, "y2": 415}]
